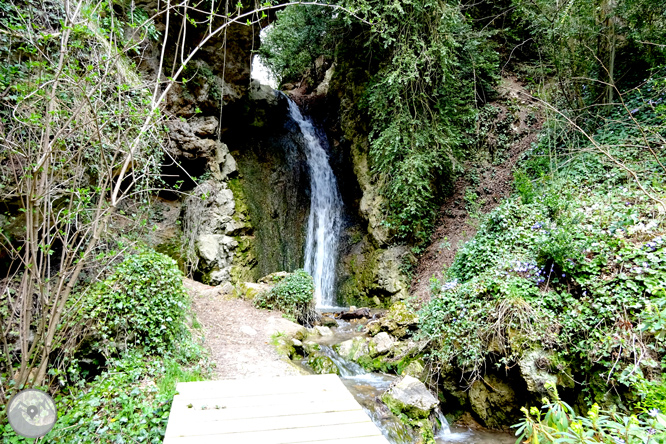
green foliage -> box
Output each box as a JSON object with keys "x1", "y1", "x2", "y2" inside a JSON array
[
  {"x1": 511, "y1": 0, "x2": 666, "y2": 101},
  {"x1": 1, "y1": 347, "x2": 208, "y2": 444},
  {"x1": 261, "y1": 0, "x2": 499, "y2": 243},
  {"x1": 259, "y1": 4, "x2": 341, "y2": 84},
  {"x1": 76, "y1": 250, "x2": 190, "y2": 354},
  {"x1": 418, "y1": 131, "x2": 666, "y2": 396},
  {"x1": 515, "y1": 385, "x2": 666, "y2": 444},
  {"x1": 351, "y1": 0, "x2": 499, "y2": 242},
  {"x1": 254, "y1": 269, "x2": 316, "y2": 324}
]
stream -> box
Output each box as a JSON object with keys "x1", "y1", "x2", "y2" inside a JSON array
[
  {"x1": 299, "y1": 320, "x2": 516, "y2": 444},
  {"x1": 283, "y1": 96, "x2": 514, "y2": 443}
]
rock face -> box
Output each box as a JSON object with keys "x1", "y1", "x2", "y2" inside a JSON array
[
  {"x1": 223, "y1": 89, "x2": 310, "y2": 280},
  {"x1": 166, "y1": 116, "x2": 237, "y2": 181},
  {"x1": 182, "y1": 180, "x2": 252, "y2": 284},
  {"x1": 339, "y1": 246, "x2": 412, "y2": 307},
  {"x1": 469, "y1": 374, "x2": 520, "y2": 429},
  {"x1": 518, "y1": 349, "x2": 559, "y2": 393},
  {"x1": 381, "y1": 375, "x2": 439, "y2": 420}
]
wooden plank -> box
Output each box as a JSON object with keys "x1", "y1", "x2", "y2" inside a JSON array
[
  {"x1": 168, "y1": 399, "x2": 364, "y2": 422},
  {"x1": 167, "y1": 410, "x2": 374, "y2": 437},
  {"x1": 169, "y1": 390, "x2": 356, "y2": 410},
  {"x1": 163, "y1": 375, "x2": 390, "y2": 444},
  {"x1": 164, "y1": 421, "x2": 384, "y2": 444},
  {"x1": 176, "y1": 374, "x2": 341, "y2": 398}
]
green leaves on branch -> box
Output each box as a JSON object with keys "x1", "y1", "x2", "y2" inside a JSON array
[{"x1": 76, "y1": 250, "x2": 190, "y2": 354}]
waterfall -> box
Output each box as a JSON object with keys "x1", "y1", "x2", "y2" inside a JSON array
[{"x1": 286, "y1": 98, "x2": 343, "y2": 307}]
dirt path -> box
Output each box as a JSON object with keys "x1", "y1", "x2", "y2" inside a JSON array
[{"x1": 184, "y1": 279, "x2": 304, "y2": 379}]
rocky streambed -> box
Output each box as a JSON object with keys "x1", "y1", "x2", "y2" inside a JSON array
[{"x1": 273, "y1": 306, "x2": 515, "y2": 444}]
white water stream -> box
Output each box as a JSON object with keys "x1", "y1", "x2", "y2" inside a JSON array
[{"x1": 287, "y1": 99, "x2": 343, "y2": 308}]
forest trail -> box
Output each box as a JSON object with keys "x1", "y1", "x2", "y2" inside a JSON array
[{"x1": 184, "y1": 279, "x2": 304, "y2": 379}]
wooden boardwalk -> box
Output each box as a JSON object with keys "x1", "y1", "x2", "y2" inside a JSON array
[{"x1": 163, "y1": 374, "x2": 389, "y2": 444}]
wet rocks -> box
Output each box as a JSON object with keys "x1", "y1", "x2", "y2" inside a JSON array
[
  {"x1": 307, "y1": 352, "x2": 340, "y2": 375},
  {"x1": 319, "y1": 316, "x2": 338, "y2": 327},
  {"x1": 335, "y1": 337, "x2": 369, "y2": 362},
  {"x1": 312, "y1": 326, "x2": 334, "y2": 337},
  {"x1": 340, "y1": 307, "x2": 371, "y2": 320},
  {"x1": 381, "y1": 375, "x2": 439, "y2": 420}
]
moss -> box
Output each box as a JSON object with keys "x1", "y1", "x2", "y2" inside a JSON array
[
  {"x1": 307, "y1": 353, "x2": 340, "y2": 375},
  {"x1": 380, "y1": 396, "x2": 436, "y2": 443},
  {"x1": 228, "y1": 178, "x2": 249, "y2": 217},
  {"x1": 227, "y1": 178, "x2": 258, "y2": 283},
  {"x1": 230, "y1": 235, "x2": 258, "y2": 284},
  {"x1": 154, "y1": 237, "x2": 186, "y2": 274},
  {"x1": 339, "y1": 250, "x2": 390, "y2": 307}
]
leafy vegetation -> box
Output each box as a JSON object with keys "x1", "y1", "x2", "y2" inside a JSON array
[
  {"x1": 418, "y1": 77, "x2": 666, "y2": 406},
  {"x1": 254, "y1": 269, "x2": 316, "y2": 325},
  {"x1": 261, "y1": 0, "x2": 499, "y2": 243},
  {"x1": 1, "y1": 347, "x2": 208, "y2": 444},
  {"x1": 515, "y1": 384, "x2": 666, "y2": 444},
  {"x1": 72, "y1": 250, "x2": 190, "y2": 355}
]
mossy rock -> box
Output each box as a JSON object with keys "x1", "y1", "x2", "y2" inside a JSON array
[
  {"x1": 401, "y1": 360, "x2": 425, "y2": 381},
  {"x1": 381, "y1": 375, "x2": 439, "y2": 420},
  {"x1": 235, "y1": 282, "x2": 271, "y2": 301},
  {"x1": 307, "y1": 353, "x2": 340, "y2": 375}
]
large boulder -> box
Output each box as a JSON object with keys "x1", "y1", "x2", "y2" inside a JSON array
[
  {"x1": 266, "y1": 316, "x2": 307, "y2": 341},
  {"x1": 381, "y1": 375, "x2": 439, "y2": 420},
  {"x1": 234, "y1": 282, "x2": 271, "y2": 301},
  {"x1": 369, "y1": 332, "x2": 395, "y2": 357},
  {"x1": 335, "y1": 337, "x2": 370, "y2": 362}
]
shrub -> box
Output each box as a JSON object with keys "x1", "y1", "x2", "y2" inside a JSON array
[
  {"x1": 76, "y1": 250, "x2": 190, "y2": 354},
  {"x1": 254, "y1": 269, "x2": 316, "y2": 325}
]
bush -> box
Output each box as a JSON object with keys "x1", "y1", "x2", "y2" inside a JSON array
[
  {"x1": 254, "y1": 269, "x2": 316, "y2": 325},
  {"x1": 76, "y1": 250, "x2": 190, "y2": 354}
]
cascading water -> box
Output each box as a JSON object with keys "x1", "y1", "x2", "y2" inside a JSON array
[{"x1": 286, "y1": 98, "x2": 343, "y2": 308}]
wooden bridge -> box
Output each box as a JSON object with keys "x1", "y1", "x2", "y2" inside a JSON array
[{"x1": 163, "y1": 374, "x2": 389, "y2": 444}]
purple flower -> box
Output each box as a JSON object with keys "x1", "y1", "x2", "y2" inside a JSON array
[{"x1": 649, "y1": 408, "x2": 660, "y2": 417}]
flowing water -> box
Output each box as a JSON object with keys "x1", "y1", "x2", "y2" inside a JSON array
[
  {"x1": 300, "y1": 321, "x2": 516, "y2": 444},
  {"x1": 287, "y1": 99, "x2": 343, "y2": 308}
]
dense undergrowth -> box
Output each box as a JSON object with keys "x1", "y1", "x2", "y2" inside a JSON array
[
  {"x1": 1, "y1": 250, "x2": 209, "y2": 443},
  {"x1": 416, "y1": 75, "x2": 666, "y2": 436}
]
